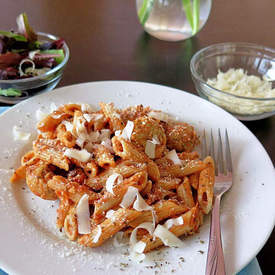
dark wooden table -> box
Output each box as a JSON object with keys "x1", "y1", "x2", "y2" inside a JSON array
[{"x1": 1, "y1": 0, "x2": 275, "y2": 273}]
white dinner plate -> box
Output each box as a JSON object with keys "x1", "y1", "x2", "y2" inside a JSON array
[{"x1": 0, "y1": 81, "x2": 274, "y2": 275}]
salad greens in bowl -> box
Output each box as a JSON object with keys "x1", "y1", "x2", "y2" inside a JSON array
[{"x1": 0, "y1": 13, "x2": 69, "y2": 104}]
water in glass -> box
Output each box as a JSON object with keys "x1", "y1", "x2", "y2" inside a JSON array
[{"x1": 136, "y1": 0, "x2": 212, "y2": 42}]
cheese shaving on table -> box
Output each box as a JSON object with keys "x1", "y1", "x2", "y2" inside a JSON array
[
  {"x1": 120, "y1": 186, "x2": 152, "y2": 211},
  {"x1": 153, "y1": 224, "x2": 182, "y2": 247},
  {"x1": 164, "y1": 216, "x2": 184, "y2": 229},
  {"x1": 76, "y1": 194, "x2": 91, "y2": 234},
  {"x1": 35, "y1": 109, "x2": 48, "y2": 121},
  {"x1": 64, "y1": 148, "x2": 91, "y2": 162},
  {"x1": 166, "y1": 149, "x2": 182, "y2": 165},
  {"x1": 106, "y1": 173, "x2": 123, "y2": 195},
  {"x1": 12, "y1": 126, "x2": 31, "y2": 141},
  {"x1": 92, "y1": 225, "x2": 102, "y2": 243},
  {"x1": 148, "y1": 110, "x2": 170, "y2": 122},
  {"x1": 120, "y1": 120, "x2": 134, "y2": 140}
]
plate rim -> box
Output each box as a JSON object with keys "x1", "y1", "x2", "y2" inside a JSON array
[{"x1": 0, "y1": 80, "x2": 274, "y2": 275}]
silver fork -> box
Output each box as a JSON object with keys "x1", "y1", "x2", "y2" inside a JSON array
[{"x1": 202, "y1": 129, "x2": 233, "y2": 275}]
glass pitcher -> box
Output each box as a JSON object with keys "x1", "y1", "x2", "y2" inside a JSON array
[{"x1": 136, "y1": 0, "x2": 212, "y2": 42}]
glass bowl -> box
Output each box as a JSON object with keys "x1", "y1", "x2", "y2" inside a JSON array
[
  {"x1": 190, "y1": 42, "x2": 275, "y2": 121},
  {"x1": 0, "y1": 32, "x2": 69, "y2": 104}
]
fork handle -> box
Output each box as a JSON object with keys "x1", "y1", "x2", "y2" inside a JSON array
[{"x1": 205, "y1": 195, "x2": 226, "y2": 275}]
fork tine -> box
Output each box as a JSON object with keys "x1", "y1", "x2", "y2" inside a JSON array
[
  {"x1": 209, "y1": 129, "x2": 218, "y2": 175},
  {"x1": 201, "y1": 129, "x2": 207, "y2": 159},
  {"x1": 225, "y1": 129, "x2": 233, "y2": 173},
  {"x1": 209, "y1": 129, "x2": 215, "y2": 159},
  {"x1": 217, "y1": 128, "x2": 225, "y2": 174}
]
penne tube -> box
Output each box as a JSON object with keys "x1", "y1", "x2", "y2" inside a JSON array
[
  {"x1": 142, "y1": 204, "x2": 201, "y2": 253},
  {"x1": 198, "y1": 156, "x2": 215, "y2": 214},
  {"x1": 93, "y1": 171, "x2": 147, "y2": 222},
  {"x1": 85, "y1": 160, "x2": 147, "y2": 190},
  {"x1": 177, "y1": 177, "x2": 195, "y2": 208},
  {"x1": 64, "y1": 207, "x2": 78, "y2": 241},
  {"x1": 94, "y1": 144, "x2": 115, "y2": 168},
  {"x1": 112, "y1": 136, "x2": 160, "y2": 181},
  {"x1": 99, "y1": 102, "x2": 125, "y2": 131},
  {"x1": 33, "y1": 137, "x2": 70, "y2": 171},
  {"x1": 158, "y1": 177, "x2": 181, "y2": 190},
  {"x1": 129, "y1": 199, "x2": 188, "y2": 228},
  {"x1": 78, "y1": 208, "x2": 141, "y2": 247},
  {"x1": 47, "y1": 176, "x2": 100, "y2": 203},
  {"x1": 56, "y1": 123, "x2": 76, "y2": 148}
]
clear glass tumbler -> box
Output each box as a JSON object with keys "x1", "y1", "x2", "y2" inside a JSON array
[{"x1": 136, "y1": 0, "x2": 212, "y2": 42}]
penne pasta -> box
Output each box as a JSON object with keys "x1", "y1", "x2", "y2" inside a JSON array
[
  {"x1": 198, "y1": 156, "x2": 215, "y2": 214},
  {"x1": 78, "y1": 208, "x2": 141, "y2": 247},
  {"x1": 11, "y1": 102, "x2": 215, "y2": 255}
]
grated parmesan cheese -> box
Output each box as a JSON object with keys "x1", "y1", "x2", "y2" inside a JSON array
[{"x1": 207, "y1": 68, "x2": 275, "y2": 115}]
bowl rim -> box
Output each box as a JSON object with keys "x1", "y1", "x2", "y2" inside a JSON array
[
  {"x1": 190, "y1": 42, "x2": 275, "y2": 101},
  {"x1": 0, "y1": 31, "x2": 70, "y2": 84}
]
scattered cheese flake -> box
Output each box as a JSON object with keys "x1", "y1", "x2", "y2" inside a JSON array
[
  {"x1": 81, "y1": 103, "x2": 94, "y2": 113},
  {"x1": 50, "y1": 103, "x2": 58, "y2": 113},
  {"x1": 121, "y1": 120, "x2": 134, "y2": 140},
  {"x1": 105, "y1": 209, "x2": 117, "y2": 222},
  {"x1": 130, "y1": 251, "x2": 146, "y2": 262},
  {"x1": 63, "y1": 121, "x2": 73, "y2": 132},
  {"x1": 166, "y1": 149, "x2": 182, "y2": 165},
  {"x1": 133, "y1": 192, "x2": 152, "y2": 211},
  {"x1": 133, "y1": 241, "x2": 146, "y2": 254},
  {"x1": 120, "y1": 186, "x2": 137, "y2": 208},
  {"x1": 153, "y1": 224, "x2": 182, "y2": 247},
  {"x1": 83, "y1": 113, "x2": 93, "y2": 122},
  {"x1": 148, "y1": 111, "x2": 169, "y2": 122},
  {"x1": 145, "y1": 140, "x2": 156, "y2": 159},
  {"x1": 76, "y1": 137, "x2": 85, "y2": 148},
  {"x1": 106, "y1": 173, "x2": 123, "y2": 195},
  {"x1": 64, "y1": 148, "x2": 91, "y2": 162},
  {"x1": 164, "y1": 216, "x2": 184, "y2": 229},
  {"x1": 151, "y1": 135, "x2": 160, "y2": 144},
  {"x1": 130, "y1": 222, "x2": 154, "y2": 253},
  {"x1": 120, "y1": 186, "x2": 152, "y2": 211},
  {"x1": 35, "y1": 109, "x2": 48, "y2": 121},
  {"x1": 101, "y1": 138, "x2": 114, "y2": 153},
  {"x1": 115, "y1": 130, "x2": 121, "y2": 136},
  {"x1": 92, "y1": 225, "x2": 102, "y2": 243},
  {"x1": 76, "y1": 194, "x2": 91, "y2": 234},
  {"x1": 12, "y1": 126, "x2": 31, "y2": 141}
]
